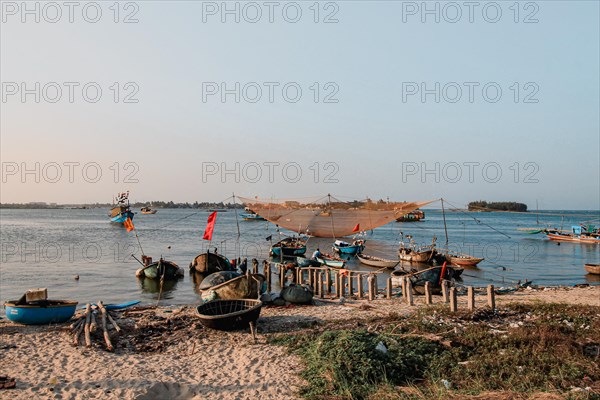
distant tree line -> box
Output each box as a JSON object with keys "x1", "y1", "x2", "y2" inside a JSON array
[
  {"x1": 468, "y1": 201, "x2": 527, "y2": 212},
  {"x1": 0, "y1": 201, "x2": 244, "y2": 209}
]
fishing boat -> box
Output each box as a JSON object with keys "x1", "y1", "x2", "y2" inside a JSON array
[
  {"x1": 391, "y1": 265, "x2": 460, "y2": 294},
  {"x1": 109, "y1": 191, "x2": 134, "y2": 223},
  {"x1": 196, "y1": 299, "x2": 262, "y2": 331},
  {"x1": 189, "y1": 251, "x2": 234, "y2": 274},
  {"x1": 295, "y1": 256, "x2": 321, "y2": 268},
  {"x1": 332, "y1": 239, "x2": 365, "y2": 255},
  {"x1": 4, "y1": 299, "x2": 78, "y2": 325},
  {"x1": 398, "y1": 234, "x2": 435, "y2": 263},
  {"x1": 238, "y1": 195, "x2": 435, "y2": 237},
  {"x1": 444, "y1": 252, "x2": 484, "y2": 267},
  {"x1": 199, "y1": 272, "x2": 265, "y2": 302},
  {"x1": 316, "y1": 254, "x2": 346, "y2": 268},
  {"x1": 585, "y1": 263, "x2": 600, "y2": 275},
  {"x1": 135, "y1": 257, "x2": 183, "y2": 280},
  {"x1": 140, "y1": 206, "x2": 157, "y2": 215},
  {"x1": 270, "y1": 237, "x2": 307, "y2": 257},
  {"x1": 357, "y1": 254, "x2": 399, "y2": 269},
  {"x1": 546, "y1": 226, "x2": 600, "y2": 244},
  {"x1": 396, "y1": 210, "x2": 425, "y2": 222},
  {"x1": 241, "y1": 208, "x2": 266, "y2": 221}
]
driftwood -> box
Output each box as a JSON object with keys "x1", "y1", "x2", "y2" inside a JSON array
[
  {"x1": 72, "y1": 317, "x2": 86, "y2": 346},
  {"x1": 90, "y1": 310, "x2": 98, "y2": 333},
  {"x1": 98, "y1": 302, "x2": 114, "y2": 351},
  {"x1": 106, "y1": 311, "x2": 122, "y2": 332},
  {"x1": 84, "y1": 304, "x2": 92, "y2": 347}
]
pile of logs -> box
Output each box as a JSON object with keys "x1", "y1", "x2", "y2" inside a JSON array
[{"x1": 69, "y1": 301, "x2": 121, "y2": 351}]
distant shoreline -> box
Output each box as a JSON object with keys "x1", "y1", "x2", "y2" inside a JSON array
[{"x1": 0, "y1": 202, "x2": 243, "y2": 210}]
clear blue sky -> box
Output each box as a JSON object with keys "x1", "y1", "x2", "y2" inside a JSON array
[{"x1": 1, "y1": 1, "x2": 599, "y2": 209}]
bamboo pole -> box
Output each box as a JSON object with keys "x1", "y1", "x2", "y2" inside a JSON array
[
  {"x1": 318, "y1": 272, "x2": 324, "y2": 298},
  {"x1": 333, "y1": 272, "x2": 338, "y2": 298},
  {"x1": 424, "y1": 281, "x2": 432, "y2": 305},
  {"x1": 487, "y1": 284, "x2": 496, "y2": 310},
  {"x1": 386, "y1": 277, "x2": 392, "y2": 299},
  {"x1": 266, "y1": 264, "x2": 272, "y2": 292},
  {"x1": 98, "y1": 302, "x2": 114, "y2": 351},
  {"x1": 449, "y1": 287, "x2": 457, "y2": 312},
  {"x1": 84, "y1": 304, "x2": 92, "y2": 347},
  {"x1": 279, "y1": 265, "x2": 285, "y2": 289},
  {"x1": 467, "y1": 286, "x2": 475, "y2": 311}
]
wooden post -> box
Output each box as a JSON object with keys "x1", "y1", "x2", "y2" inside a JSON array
[
  {"x1": 442, "y1": 281, "x2": 449, "y2": 303},
  {"x1": 367, "y1": 275, "x2": 374, "y2": 301},
  {"x1": 401, "y1": 277, "x2": 407, "y2": 300},
  {"x1": 326, "y1": 269, "x2": 332, "y2": 295},
  {"x1": 266, "y1": 264, "x2": 271, "y2": 293},
  {"x1": 262, "y1": 260, "x2": 269, "y2": 276},
  {"x1": 333, "y1": 272, "x2": 339, "y2": 298},
  {"x1": 252, "y1": 259, "x2": 258, "y2": 274},
  {"x1": 386, "y1": 277, "x2": 392, "y2": 299},
  {"x1": 406, "y1": 278, "x2": 414, "y2": 306},
  {"x1": 424, "y1": 281, "x2": 432, "y2": 305},
  {"x1": 450, "y1": 287, "x2": 457, "y2": 312},
  {"x1": 84, "y1": 303, "x2": 92, "y2": 347},
  {"x1": 318, "y1": 272, "x2": 324, "y2": 298},
  {"x1": 357, "y1": 274, "x2": 363, "y2": 298},
  {"x1": 487, "y1": 284, "x2": 496, "y2": 310},
  {"x1": 348, "y1": 271, "x2": 354, "y2": 297},
  {"x1": 467, "y1": 286, "x2": 475, "y2": 311},
  {"x1": 279, "y1": 265, "x2": 285, "y2": 289},
  {"x1": 339, "y1": 273, "x2": 345, "y2": 297}
]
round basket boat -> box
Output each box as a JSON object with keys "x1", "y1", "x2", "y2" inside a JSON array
[
  {"x1": 196, "y1": 299, "x2": 262, "y2": 331},
  {"x1": 584, "y1": 263, "x2": 600, "y2": 275},
  {"x1": 4, "y1": 300, "x2": 78, "y2": 325}
]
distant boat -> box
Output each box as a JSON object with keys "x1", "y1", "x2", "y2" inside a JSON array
[
  {"x1": 109, "y1": 191, "x2": 134, "y2": 223},
  {"x1": 4, "y1": 299, "x2": 78, "y2": 325},
  {"x1": 270, "y1": 237, "x2": 307, "y2": 257},
  {"x1": 357, "y1": 254, "x2": 399, "y2": 269},
  {"x1": 189, "y1": 251, "x2": 234, "y2": 275},
  {"x1": 396, "y1": 210, "x2": 425, "y2": 222},
  {"x1": 140, "y1": 207, "x2": 157, "y2": 215},
  {"x1": 584, "y1": 263, "x2": 600, "y2": 275},
  {"x1": 332, "y1": 239, "x2": 365, "y2": 256},
  {"x1": 135, "y1": 257, "x2": 183, "y2": 280},
  {"x1": 241, "y1": 207, "x2": 266, "y2": 221},
  {"x1": 208, "y1": 208, "x2": 228, "y2": 212},
  {"x1": 546, "y1": 226, "x2": 600, "y2": 244}
]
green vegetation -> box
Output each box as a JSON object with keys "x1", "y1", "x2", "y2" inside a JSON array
[
  {"x1": 271, "y1": 303, "x2": 600, "y2": 399},
  {"x1": 468, "y1": 201, "x2": 528, "y2": 212}
]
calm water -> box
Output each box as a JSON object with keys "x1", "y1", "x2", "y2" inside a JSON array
[{"x1": 1, "y1": 208, "x2": 599, "y2": 313}]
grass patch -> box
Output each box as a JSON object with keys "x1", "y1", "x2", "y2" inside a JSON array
[{"x1": 270, "y1": 303, "x2": 600, "y2": 399}]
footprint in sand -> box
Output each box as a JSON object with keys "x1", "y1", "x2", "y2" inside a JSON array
[{"x1": 135, "y1": 382, "x2": 201, "y2": 400}]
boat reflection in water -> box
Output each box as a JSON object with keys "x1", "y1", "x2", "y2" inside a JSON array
[{"x1": 137, "y1": 277, "x2": 179, "y2": 299}]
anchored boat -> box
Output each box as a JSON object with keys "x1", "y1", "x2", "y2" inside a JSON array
[
  {"x1": 332, "y1": 239, "x2": 365, "y2": 256},
  {"x1": 270, "y1": 237, "x2": 307, "y2": 257},
  {"x1": 109, "y1": 191, "x2": 134, "y2": 223},
  {"x1": 357, "y1": 254, "x2": 399, "y2": 269},
  {"x1": 135, "y1": 256, "x2": 183, "y2": 279},
  {"x1": 189, "y1": 251, "x2": 234, "y2": 274}
]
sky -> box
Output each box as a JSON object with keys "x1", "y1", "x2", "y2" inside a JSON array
[{"x1": 1, "y1": 0, "x2": 599, "y2": 209}]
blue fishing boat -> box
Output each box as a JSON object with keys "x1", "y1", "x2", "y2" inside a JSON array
[
  {"x1": 4, "y1": 300, "x2": 78, "y2": 325},
  {"x1": 270, "y1": 237, "x2": 307, "y2": 257},
  {"x1": 295, "y1": 256, "x2": 321, "y2": 268},
  {"x1": 332, "y1": 239, "x2": 365, "y2": 255},
  {"x1": 109, "y1": 191, "x2": 134, "y2": 223}
]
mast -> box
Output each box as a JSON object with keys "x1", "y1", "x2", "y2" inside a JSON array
[
  {"x1": 232, "y1": 193, "x2": 240, "y2": 238},
  {"x1": 328, "y1": 193, "x2": 336, "y2": 239},
  {"x1": 441, "y1": 198, "x2": 449, "y2": 253}
]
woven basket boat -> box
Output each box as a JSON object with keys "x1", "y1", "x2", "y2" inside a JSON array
[{"x1": 196, "y1": 299, "x2": 262, "y2": 331}]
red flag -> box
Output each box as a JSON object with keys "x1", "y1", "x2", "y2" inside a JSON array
[
  {"x1": 124, "y1": 217, "x2": 135, "y2": 232},
  {"x1": 352, "y1": 223, "x2": 360, "y2": 233},
  {"x1": 203, "y1": 211, "x2": 217, "y2": 241}
]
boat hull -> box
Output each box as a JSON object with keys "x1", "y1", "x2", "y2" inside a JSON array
[
  {"x1": 398, "y1": 248, "x2": 434, "y2": 263},
  {"x1": 189, "y1": 253, "x2": 234, "y2": 274},
  {"x1": 136, "y1": 260, "x2": 183, "y2": 280},
  {"x1": 447, "y1": 255, "x2": 484, "y2": 267},
  {"x1": 241, "y1": 213, "x2": 266, "y2": 221},
  {"x1": 4, "y1": 300, "x2": 78, "y2": 325},
  {"x1": 270, "y1": 245, "x2": 307, "y2": 257},
  {"x1": 296, "y1": 256, "x2": 321, "y2": 268},
  {"x1": 357, "y1": 254, "x2": 399, "y2": 269},
  {"x1": 333, "y1": 244, "x2": 364, "y2": 255},
  {"x1": 201, "y1": 274, "x2": 266, "y2": 302},
  {"x1": 585, "y1": 264, "x2": 600, "y2": 275},
  {"x1": 316, "y1": 257, "x2": 345, "y2": 268},
  {"x1": 547, "y1": 233, "x2": 600, "y2": 244},
  {"x1": 110, "y1": 209, "x2": 134, "y2": 223}
]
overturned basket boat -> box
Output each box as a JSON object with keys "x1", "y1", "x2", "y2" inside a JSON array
[{"x1": 196, "y1": 299, "x2": 262, "y2": 331}]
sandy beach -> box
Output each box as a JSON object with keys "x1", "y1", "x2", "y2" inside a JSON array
[{"x1": 1, "y1": 285, "x2": 599, "y2": 400}]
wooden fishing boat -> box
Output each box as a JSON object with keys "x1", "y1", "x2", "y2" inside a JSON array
[
  {"x1": 109, "y1": 191, "x2": 134, "y2": 223},
  {"x1": 357, "y1": 254, "x2": 399, "y2": 269},
  {"x1": 196, "y1": 299, "x2": 262, "y2": 331},
  {"x1": 391, "y1": 265, "x2": 460, "y2": 294},
  {"x1": 585, "y1": 263, "x2": 600, "y2": 275},
  {"x1": 140, "y1": 207, "x2": 157, "y2": 214},
  {"x1": 241, "y1": 208, "x2": 266, "y2": 221},
  {"x1": 398, "y1": 246, "x2": 434, "y2": 262},
  {"x1": 332, "y1": 239, "x2": 365, "y2": 255},
  {"x1": 270, "y1": 237, "x2": 307, "y2": 257},
  {"x1": 189, "y1": 251, "x2": 234, "y2": 274},
  {"x1": 4, "y1": 300, "x2": 78, "y2": 325},
  {"x1": 295, "y1": 256, "x2": 321, "y2": 268},
  {"x1": 316, "y1": 254, "x2": 346, "y2": 269},
  {"x1": 200, "y1": 273, "x2": 266, "y2": 302},
  {"x1": 445, "y1": 252, "x2": 484, "y2": 267},
  {"x1": 546, "y1": 226, "x2": 600, "y2": 244},
  {"x1": 136, "y1": 258, "x2": 183, "y2": 279}
]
